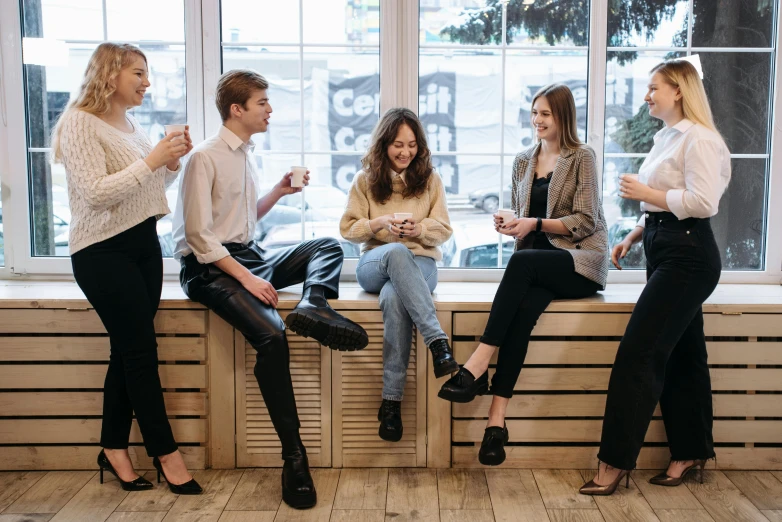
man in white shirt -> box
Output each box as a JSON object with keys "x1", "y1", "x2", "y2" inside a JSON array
[{"x1": 172, "y1": 69, "x2": 368, "y2": 509}]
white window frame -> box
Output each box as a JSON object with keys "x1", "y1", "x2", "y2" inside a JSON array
[{"x1": 0, "y1": 0, "x2": 780, "y2": 284}]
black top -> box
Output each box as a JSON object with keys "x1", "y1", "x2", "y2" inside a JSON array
[{"x1": 529, "y1": 172, "x2": 556, "y2": 250}]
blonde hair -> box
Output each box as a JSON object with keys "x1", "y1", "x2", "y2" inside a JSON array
[
  {"x1": 650, "y1": 59, "x2": 721, "y2": 137},
  {"x1": 531, "y1": 83, "x2": 583, "y2": 150},
  {"x1": 51, "y1": 43, "x2": 147, "y2": 162}
]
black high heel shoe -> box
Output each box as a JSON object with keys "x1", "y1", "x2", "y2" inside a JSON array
[
  {"x1": 152, "y1": 457, "x2": 203, "y2": 495},
  {"x1": 438, "y1": 366, "x2": 489, "y2": 403},
  {"x1": 97, "y1": 450, "x2": 153, "y2": 492},
  {"x1": 649, "y1": 459, "x2": 706, "y2": 486}
]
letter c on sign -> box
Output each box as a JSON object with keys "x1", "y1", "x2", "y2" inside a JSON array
[{"x1": 333, "y1": 88, "x2": 354, "y2": 117}]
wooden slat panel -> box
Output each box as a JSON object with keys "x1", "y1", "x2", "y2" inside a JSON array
[
  {"x1": 0, "y1": 309, "x2": 206, "y2": 334},
  {"x1": 454, "y1": 340, "x2": 782, "y2": 366},
  {"x1": 453, "y1": 393, "x2": 782, "y2": 419},
  {"x1": 0, "y1": 446, "x2": 206, "y2": 471},
  {"x1": 0, "y1": 391, "x2": 207, "y2": 416},
  {"x1": 704, "y1": 314, "x2": 782, "y2": 337},
  {"x1": 0, "y1": 364, "x2": 207, "y2": 389},
  {"x1": 0, "y1": 337, "x2": 206, "y2": 362},
  {"x1": 453, "y1": 312, "x2": 631, "y2": 337},
  {"x1": 0, "y1": 418, "x2": 206, "y2": 444},
  {"x1": 453, "y1": 419, "x2": 782, "y2": 443}
]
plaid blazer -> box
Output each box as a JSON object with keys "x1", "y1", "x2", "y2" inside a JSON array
[{"x1": 511, "y1": 143, "x2": 610, "y2": 288}]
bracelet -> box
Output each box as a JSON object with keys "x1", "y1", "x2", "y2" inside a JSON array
[{"x1": 535, "y1": 217, "x2": 543, "y2": 233}]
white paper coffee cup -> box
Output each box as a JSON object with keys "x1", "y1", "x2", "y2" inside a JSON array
[
  {"x1": 394, "y1": 212, "x2": 413, "y2": 221},
  {"x1": 497, "y1": 209, "x2": 515, "y2": 224},
  {"x1": 619, "y1": 173, "x2": 639, "y2": 182},
  {"x1": 164, "y1": 124, "x2": 187, "y2": 142},
  {"x1": 291, "y1": 166, "x2": 307, "y2": 188}
]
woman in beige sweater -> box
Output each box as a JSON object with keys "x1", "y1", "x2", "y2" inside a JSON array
[{"x1": 340, "y1": 108, "x2": 457, "y2": 442}]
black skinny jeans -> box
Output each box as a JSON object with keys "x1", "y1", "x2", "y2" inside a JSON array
[
  {"x1": 72, "y1": 217, "x2": 177, "y2": 458},
  {"x1": 598, "y1": 212, "x2": 721, "y2": 470},
  {"x1": 180, "y1": 237, "x2": 343, "y2": 439},
  {"x1": 482, "y1": 249, "x2": 602, "y2": 398}
]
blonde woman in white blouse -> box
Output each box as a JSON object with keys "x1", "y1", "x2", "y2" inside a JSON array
[
  {"x1": 52, "y1": 43, "x2": 200, "y2": 495},
  {"x1": 581, "y1": 59, "x2": 731, "y2": 495}
]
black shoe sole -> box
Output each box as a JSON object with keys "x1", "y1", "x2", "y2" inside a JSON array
[
  {"x1": 282, "y1": 482, "x2": 317, "y2": 509},
  {"x1": 433, "y1": 358, "x2": 460, "y2": 379},
  {"x1": 437, "y1": 380, "x2": 489, "y2": 403},
  {"x1": 478, "y1": 432, "x2": 509, "y2": 466},
  {"x1": 285, "y1": 310, "x2": 369, "y2": 351},
  {"x1": 378, "y1": 424, "x2": 403, "y2": 442}
]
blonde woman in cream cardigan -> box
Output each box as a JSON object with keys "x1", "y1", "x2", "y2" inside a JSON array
[{"x1": 341, "y1": 108, "x2": 457, "y2": 443}]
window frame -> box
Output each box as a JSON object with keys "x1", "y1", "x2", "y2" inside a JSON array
[{"x1": 0, "y1": 0, "x2": 778, "y2": 284}]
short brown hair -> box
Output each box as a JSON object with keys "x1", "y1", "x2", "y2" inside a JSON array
[{"x1": 215, "y1": 69, "x2": 269, "y2": 122}]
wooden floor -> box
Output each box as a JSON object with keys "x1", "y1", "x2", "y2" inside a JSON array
[{"x1": 1, "y1": 468, "x2": 781, "y2": 521}]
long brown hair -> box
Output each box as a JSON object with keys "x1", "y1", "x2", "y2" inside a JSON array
[
  {"x1": 531, "y1": 83, "x2": 583, "y2": 150},
  {"x1": 650, "y1": 59, "x2": 722, "y2": 138},
  {"x1": 361, "y1": 108, "x2": 433, "y2": 204},
  {"x1": 51, "y1": 43, "x2": 147, "y2": 162}
]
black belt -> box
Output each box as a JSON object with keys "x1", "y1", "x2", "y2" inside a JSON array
[
  {"x1": 645, "y1": 211, "x2": 708, "y2": 229},
  {"x1": 223, "y1": 241, "x2": 255, "y2": 253}
]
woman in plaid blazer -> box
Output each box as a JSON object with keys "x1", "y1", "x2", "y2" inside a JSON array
[{"x1": 438, "y1": 84, "x2": 609, "y2": 466}]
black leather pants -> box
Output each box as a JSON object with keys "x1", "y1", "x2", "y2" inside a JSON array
[{"x1": 180, "y1": 237, "x2": 343, "y2": 435}]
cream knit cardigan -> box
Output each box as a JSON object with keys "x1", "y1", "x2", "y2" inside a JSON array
[
  {"x1": 58, "y1": 110, "x2": 180, "y2": 254},
  {"x1": 340, "y1": 170, "x2": 452, "y2": 261}
]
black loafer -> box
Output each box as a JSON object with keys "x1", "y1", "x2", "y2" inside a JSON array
[
  {"x1": 437, "y1": 366, "x2": 489, "y2": 403},
  {"x1": 377, "y1": 399, "x2": 403, "y2": 442},
  {"x1": 478, "y1": 425, "x2": 509, "y2": 466},
  {"x1": 285, "y1": 302, "x2": 369, "y2": 351},
  {"x1": 428, "y1": 339, "x2": 459, "y2": 378}
]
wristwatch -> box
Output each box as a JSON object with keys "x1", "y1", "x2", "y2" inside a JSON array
[{"x1": 535, "y1": 217, "x2": 543, "y2": 233}]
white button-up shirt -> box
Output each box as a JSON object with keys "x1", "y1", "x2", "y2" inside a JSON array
[
  {"x1": 172, "y1": 126, "x2": 258, "y2": 263},
  {"x1": 636, "y1": 118, "x2": 731, "y2": 228}
]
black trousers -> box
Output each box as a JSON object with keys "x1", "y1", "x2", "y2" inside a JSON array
[
  {"x1": 482, "y1": 249, "x2": 602, "y2": 398},
  {"x1": 72, "y1": 217, "x2": 177, "y2": 457},
  {"x1": 180, "y1": 238, "x2": 343, "y2": 437},
  {"x1": 598, "y1": 212, "x2": 721, "y2": 470}
]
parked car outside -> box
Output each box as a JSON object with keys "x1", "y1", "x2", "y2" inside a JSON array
[
  {"x1": 449, "y1": 222, "x2": 515, "y2": 268},
  {"x1": 468, "y1": 184, "x2": 512, "y2": 214},
  {"x1": 277, "y1": 185, "x2": 348, "y2": 221},
  {"x1": 260, "y1": 221, "x2": 361, "y2": 258}
]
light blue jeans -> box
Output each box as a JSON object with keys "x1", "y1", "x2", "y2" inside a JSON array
[{"x1": 356, "y1": 243, "x2": 448, "y2": 401}]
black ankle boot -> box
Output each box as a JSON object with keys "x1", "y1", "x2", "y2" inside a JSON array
[
  {"x1": 377, "y1": 399, "x2": 403, "y2": 442},
  {"x1": 286, "y1": 286, "x2": 369, "y2": 351},
  {"x1": 478, "y1": 424, "x2": 509, "y2": 466},
  {"x1": 428, "y1": 339, "x2": 459, "y2": 378},
  {"x1": 437, "y1": 366, "x2": 489, "y2": 403},
  {"x1": 280, "y1": 434, "x2": 317, "y2": 509}
]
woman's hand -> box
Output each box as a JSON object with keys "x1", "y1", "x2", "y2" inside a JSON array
[
  {"x1": 610, "y1": 239, "x2": 634, "y2": 270},
  {"x1": 498, "y1": 217, "x2": 536, "y2": 239},
  {"x1": 618, "y1": 175, "x2": 652, "y2": 202},
  {"x1": 398, "y1": 219, "x2": 422, "y2": 239},
  {"x1": 370, "y1": 214, "x2": 401, "y2": 235},
  {"x1": 146, "y1": 132, "x2": 188, "y2": 171},
  {"x1": 166, "y1": 126, "x2": 194, "y2": 170}
]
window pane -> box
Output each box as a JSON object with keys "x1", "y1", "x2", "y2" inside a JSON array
[
  {"x1": 303, "y1": 0, "x2": 379, "y2": 45},
  {"x1": 607, "y1": 0, "x2": 688, "y2": 48},
  {"x1": 33, "y1": 0, "x2": 104, "y2": 41},
  {"x1": 701, "y1": 52, "x2": 772, "y2": 155},
  {"x1": 420, "y1": 50, "x2": 502, "y2": 154},
  {"x1": 506, "y1": 51, "x2": 589, "y2": 151},
  {"x1": 221, "y1": 0, "x2": 299, "y2": 43},
  {"x1": 22, "y1": 2, "x2": 187, "y2": 258},
  {"x1": 505, "y1": 0, "x2": 589, "y2": 47},
  {"x1": 692, "y1": 0, "x2": 774, "y2": 48},
  {"x1": 444, "y1": 155, "x2": 510, "y2": 268},
  {"x1": 106, "y1": 0, "x2": 184, "y2": 42},
  {"x1": 421, "y1": 0, "x2": 501, "y2": 45}
]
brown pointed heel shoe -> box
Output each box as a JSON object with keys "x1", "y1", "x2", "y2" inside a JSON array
[
  {"x1": 579, "y1": 469, "x2": 632, "y2": 496},
  {"x1": 649, "y1": 459, "x2": 706, "y2": 486}
]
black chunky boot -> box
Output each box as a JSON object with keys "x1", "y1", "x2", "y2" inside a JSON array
[
  {"x1": 437, "y1": 366, "x2": 489, "y2": 403},
  {"x1": 377, "y1": 399, "x2": 403, "y2": 442},
  {"x1": 280, "y1": 432, "x2": 317, "y2": 509},
  {"x1": 478, "y1": 424, "x2": 509, "y2": 466},
  {"x1": 285, "y1": 285, "x2": 369, "y2": 351},
  {"x1": 428, "y1": 339, "x2": 459, "y2": 378}
]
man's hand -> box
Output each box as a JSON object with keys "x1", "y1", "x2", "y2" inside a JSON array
[
  {"x1": 242, "y1": 275, "x2": 278, "y2": 307},
  {"x1": 276, "y1": 170, "x2": 310, "y2": 196}
]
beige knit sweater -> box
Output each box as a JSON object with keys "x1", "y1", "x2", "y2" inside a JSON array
[
  {"x1": 58, "y1": 110, "x2": 180, "y2": 254},
  {"x1": 340, "y1": 170, "x2": 452, "y2": 261}
]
